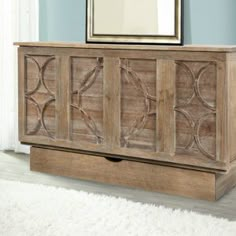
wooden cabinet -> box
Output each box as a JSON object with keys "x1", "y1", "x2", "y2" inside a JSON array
[{"x1": 16, "y1": 42, "x2": 236, "y2": 200}]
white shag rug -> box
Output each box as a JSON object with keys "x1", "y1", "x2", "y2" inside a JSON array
[{"x1": 0, "y1": 179, "x2": 235, "y2": 236}]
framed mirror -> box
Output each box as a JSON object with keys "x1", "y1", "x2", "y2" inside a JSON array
[{"x1": 86, "y1": 0, "x2": 183, "y2": 45}]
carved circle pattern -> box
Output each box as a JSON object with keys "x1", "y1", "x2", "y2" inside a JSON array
[
  {"x1": 120, "y1": 59, "x2": 156, "y2": 147},
  {"x1": 71, "y1": 58, "x2": 103, "y2": 144},
  {"x1": 25, "y1": 55, "x2": 56, "y2": 139},
  {"x1": 175, "y1": 61, "x2": 216, "y2": 160}
]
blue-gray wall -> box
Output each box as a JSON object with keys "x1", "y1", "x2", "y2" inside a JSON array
[
  {"x1": 39, "y1": 0, "x2": 86, "y2": 42},
  {"x1": 184, "y1": 0, "x2": 236, "y2": 44},
  {"x1": 39, "y1": 0, "x2": 236, "y2": 44}
]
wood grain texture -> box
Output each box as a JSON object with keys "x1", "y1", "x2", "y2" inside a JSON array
[
  {"x1": 227, "y1": 57, "x2": 236, "y2": 162},
  {"x1": 21, "y1": 134, "x2": 228, "y2": 172},
  {"x1": 30, "y1": 147, "x2": 217, "y2": 201},
  {"x1": 24, "y1": 54, "x2": 56, "y2": 139},
  {"x1": 17, "y1": 45, "x2": 236, "y2": 181},
  {"x1": 156, "y1": 60, "x2": 164, "y2": 152},
  {"x1": 14, "y1": 42, "x2": 236, "y2": 52},
  {"x1": 120, "y1": 58, "x2": 156, "y2": 151},
  {"x1": 175, "y1": 61, "x2": 217, "y2": 160},
  {"x1": 216, "y1": 161, "x2": 236, "y2": 199},
  {"x1": 56, "y1": 56, "x2": 71, "y2": 140},
  {"x1": 15, "y1": 46, "x2": 227, "y2": 62},
  {"x1": 216, "y1": 61, "x2": 228, "y2": 164},
  {"x1": 156, "y1": 60, "x2": 176, "y2": 154},
  {"x1": 103, "y1": 57, "x2": 120, "y2": 150},
  {"x1": 164, "y1": 61, "x2": 176, "y2": 154},
  {"x1": 71, "y1": 57, "x2": 104, "y2": 144}
]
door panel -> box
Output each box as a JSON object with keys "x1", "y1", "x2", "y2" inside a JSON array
[
  {"x1": 18, "y1": 47, "x2": 227, "y2": 171},
  {"x1": 120, "y1": 58, "x2": 157, "y2": 151},
  {"x1": 25, "y1": 55, "x2": 57, "y2": 139},
  {"x1": 175, "y1": 61, "x2": 217, "y2": 160},
  {"x1": 71, "y1": 57, "x2": 104, "y2": 144}
]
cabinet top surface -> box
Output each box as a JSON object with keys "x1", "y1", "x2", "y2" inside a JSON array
[{"x1": 14, "y1": 41, "x2": 236, "y2": 52}]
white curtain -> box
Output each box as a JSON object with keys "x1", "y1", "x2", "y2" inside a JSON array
[{"x1": 0, "y1": 0, "x2": 39, "y2": 153}]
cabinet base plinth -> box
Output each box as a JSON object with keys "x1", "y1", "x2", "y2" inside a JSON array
[{"x1": 30, "y1": 146, "x2": 236, "y2": 201}]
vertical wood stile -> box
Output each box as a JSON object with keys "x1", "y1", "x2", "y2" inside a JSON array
[
  {"x1": 56, "y1": 56, "x2": 71, "y2": 140},
  {"x1": 156, "y1": 60, "x2": 165, "y2": 152},
  {"x1": 18, "y1": 48, "x2": 26, "y2": 140},
  {"x1": 156, "y1": 60, "x2": 176, "y2": 155},
  {"x1": 227, "y1": 58, "x2": 236, "y2": 163},
  {"x1": 216, "y1": 61, "x2": 228, "y2": 164},
  {"x1": 164, "y1": 60, "x2": 176, "y2": 155},
  {"x1": 103, "y1": 57, "x2": 121, "y2": 150}
]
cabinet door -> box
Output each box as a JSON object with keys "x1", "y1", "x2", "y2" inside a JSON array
[
  {"x1": 113, "y1": 58, "x2": 177, "y2": 162},
  {"x1": 105, "y1": 57, "x2": 227, "y2": 171},
  {"x1": 19, "y1": 47, "x2": 106, "y2": 153},
  {"x1": 175, "y1": 61, "x2": 217, "y2": 159},
  {"x1": 19, "y1": 50, "x2": 57, "y2": 141},
  {"x1": 70, "y1": 56, "x2": 104, "y2": 145},
  {"x1": 118, "y1": 58, "x2": 175, "y2": 153},
  {"x1": 18, "y1": 47, "x2": 228, "y2": 171},
  {"x1": 174, "y1": 60, "x2": 228, "y2": 170},
  {"x1": 120, "y1": 58, "x2": 157, "y2": 151}
]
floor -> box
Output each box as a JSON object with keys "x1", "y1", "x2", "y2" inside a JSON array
[{"x1": 0, "y1": 151, "x2": 236, "y2": 221}]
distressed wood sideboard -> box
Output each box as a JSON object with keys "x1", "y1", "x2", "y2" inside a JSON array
[{"x1": 15, "y1": 42, "x2": 236, "y2": 200}]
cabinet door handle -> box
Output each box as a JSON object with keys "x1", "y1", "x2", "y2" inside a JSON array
[{"x1": 104, "y1": 157, "x2": 123, "y2": 163}]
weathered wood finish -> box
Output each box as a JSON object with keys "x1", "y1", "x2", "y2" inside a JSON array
[
  {"x1": 216, "y1": 162, "x2": 236, "y2": 199},
  {"x1": 104, "y1": 57, "x2": 120, "y2": 150},
  {"x1": 120, "y1": 58, "x2": 156, "y2": 151},
  {"x1": 156, "y1": 60, "x2": 176, "y2": 154},
  {"x1": 56, "y1": 56, "x2": 71, "y2": 140},
  {"x1": 30, "y1": 147, "x2": 216, "y2": 201},
  {"x1": 227, "y1": 57, "x2": 236, "y2": 162},
  {"x1": 175, "y1": 61, "x2": 217, "y2": 160},
  {"x1": 24, "y1": 54, "x2": 57, "y2": 138},
  {"x1": 14, "y1": 42, "x2": 236, "y2": 52},
  {"x1": 71, "y1": 57, "x2": 104, "y2": 145},
  {"x1": 30, "y1": 146, "x2": 236, "y2": 201},
  {"x1": 16, "y1": 43, "x2": 236, "y2": 200}
]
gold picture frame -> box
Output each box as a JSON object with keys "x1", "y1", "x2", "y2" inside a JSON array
[{"x1": 86, "y1": 0, "x2": 183, "y2": 45}]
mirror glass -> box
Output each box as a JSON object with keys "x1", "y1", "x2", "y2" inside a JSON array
[
  {"x1": 93, "y1": 0, "x2": 175, "y2": 36},
  {"x1": 87, "y1": 0, "x2": 182, "y2": 45}
]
